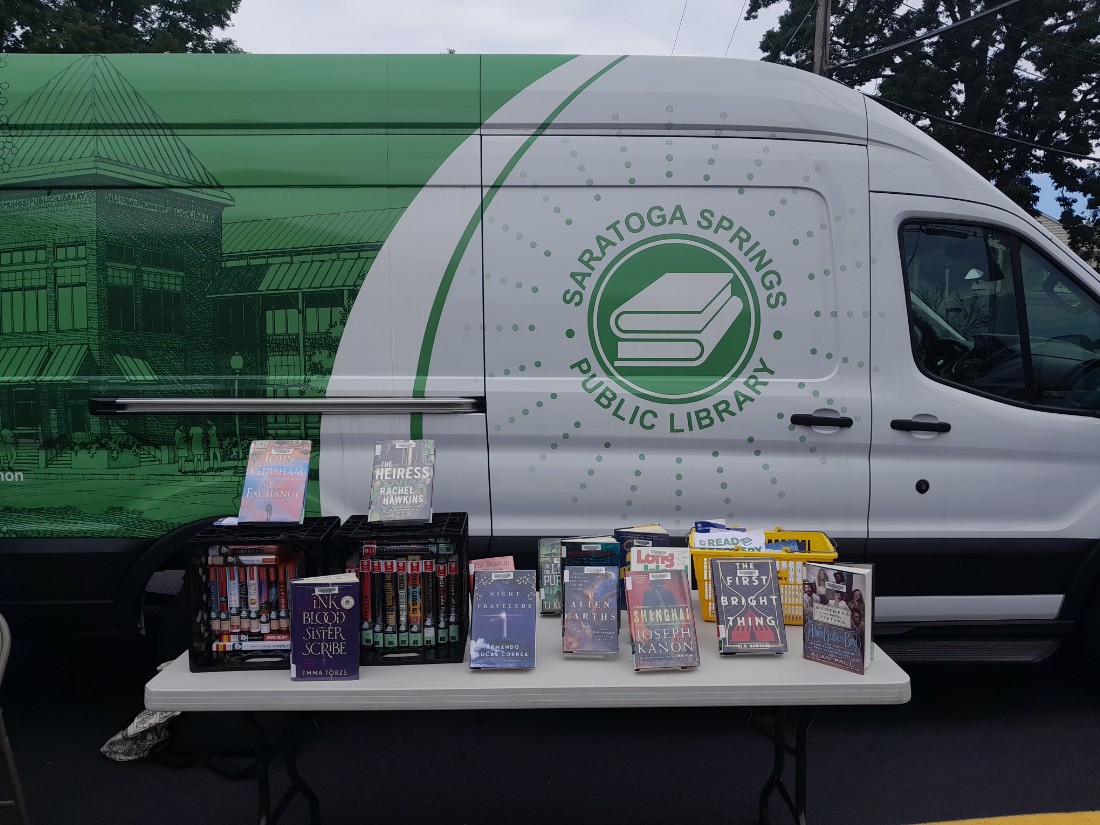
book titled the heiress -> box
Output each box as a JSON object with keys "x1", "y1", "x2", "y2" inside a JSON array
[{"x1": 290, "y1": 573, "x2": 360, "y2": 681}]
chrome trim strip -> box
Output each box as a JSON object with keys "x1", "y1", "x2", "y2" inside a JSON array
[{"x1": 91, "y1": 397, "x2": 484, "y2": 415}]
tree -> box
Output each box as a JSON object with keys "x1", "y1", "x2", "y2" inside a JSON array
[
  {"x1": 745, "y1": 0, "x2": 1100, "y2": 260},
  {"x1": 2, "y1": 0, "x2": 243, "y2": 53}
]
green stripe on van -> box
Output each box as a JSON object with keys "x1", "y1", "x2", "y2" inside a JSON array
[{"x1": 411, "y1": 55, "x2": 629, "y2": 439}]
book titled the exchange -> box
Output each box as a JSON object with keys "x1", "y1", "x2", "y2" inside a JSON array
[
  {"x1": 367, "y1": 439, "x2": 435, "y2": 524},
  {"x1": 469, "y1": 571, "x2": 537, "y2": 669},
  {"x1": 238, "y1": 440, "x2": 312, "y2": 524},
  {"x1": 289, "y1": 572, "x2": 360, "y2": 681}
]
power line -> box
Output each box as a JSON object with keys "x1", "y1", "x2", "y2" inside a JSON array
[
  {"x1": 867, "y1": 93, "x2": 1100, "y2": 161},
  {"x1": 830, "y1": 0, "x2": 1021, "y2": 70},
  {"x1": 783, "y1": 0, "x2": 818, "y2": 54},
  {"x1": 672, "y1": 0, "x2": 689, "y2": 56},
  {"x1": 724, "y1": 0, "x2": 751, "y2": 58}
]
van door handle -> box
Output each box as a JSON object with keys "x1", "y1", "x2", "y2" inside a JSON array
[
  {"x1": 891, "y1": 419, "x2": 951, "y2": 433},
  {"x1": 790, "y1": 414, "x2": 854, "y2": 428}
]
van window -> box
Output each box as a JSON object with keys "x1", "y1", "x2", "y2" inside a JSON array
[{"x1": 901, "y1": 222, "x2": 1100, "y2": 412}]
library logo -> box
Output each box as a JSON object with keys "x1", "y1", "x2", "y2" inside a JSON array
[
  {"x1": 562, "y1": 204, "x2": 787, "y2": 434},
  {"x1": 590, "y1": 235, "x2": 760, "y2": 405}
]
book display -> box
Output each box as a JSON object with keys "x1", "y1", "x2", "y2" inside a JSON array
[
  {"x1": 469, "y1": 570, "x2": 538, "y2": 669},
  {"x1": 367, "y1": 439, "x2": 436, "y2": 525},
  {"x1": 290, "y1": 573, "x2": 360, "y2": 681},
  {"x1": 803, "y1": 562, "x2": 875, "y2": 674},
  {"x1": 238, "y1": 439, "x2": 312, "y2": 525},
  {"x1": 711, "y1": 558, "x2": 788, "y2": 655},
  {"x1": 185, "y1": 517, "x2": 340, "y2": 672},
  {"x1": 330, "y1": 512, "x2": 469, "y2": 665},
  {"x1": 625, "y1": 570, "x2": 700, "y2": 671}
]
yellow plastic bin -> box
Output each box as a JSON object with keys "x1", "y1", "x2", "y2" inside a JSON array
[{"x1": 690, "y1": 529, "x2": 837, "y2": 626}]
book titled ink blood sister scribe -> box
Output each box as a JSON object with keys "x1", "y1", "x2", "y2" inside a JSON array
[{"x1": 290, "y1": 573, "x2": 360, "y2": 681}]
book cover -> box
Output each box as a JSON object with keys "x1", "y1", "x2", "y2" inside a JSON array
[
  {"x1": 711, "y1": 558, "x2": 788, "y2": 654},
  {"x1": 237, "y1": 440, "x2": 312, "y2": 524},
  {"x1": 625, "y1": 570, "x2": 700, "y2": 671},
  {"x1": 367, "y1": 439, "x2": 435, "y2": 524},
  {"x1": 562, "y1": 566, "x2": 620, "y2": 656},
  {"x1": 289, "y1": 573, "x2": 360, "y2": 681},
  {"x1": 614, "y1": 524, "x2": 671, "y2": 602},
  {"x1": 803, "y1": 562, "x2": 874, "y2": 674},
  {"x1": 537, "y1": 538, "x2": 563, "y2": 614},
  {"x1": 611, "y1": 272, "x2": 744, "y2": 367},
  {"x1": 469, "y1": 570, "x2": 538, "y2": 669},
  {"x1": 468, "y1": 555, "x2": 515, "y2": 592}
]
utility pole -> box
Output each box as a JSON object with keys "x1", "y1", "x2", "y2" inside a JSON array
[{"x1": 813, "y1": 0, "x2": 833, "y2": 76}]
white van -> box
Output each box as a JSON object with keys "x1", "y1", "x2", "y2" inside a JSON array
[{"x1": 1, "y1": 54, "x2": 1097, "y2": 666}]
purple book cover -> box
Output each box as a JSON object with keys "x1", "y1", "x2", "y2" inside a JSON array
[{"x1": 290, "y1": 573, "x2": 360, "y2": 681}]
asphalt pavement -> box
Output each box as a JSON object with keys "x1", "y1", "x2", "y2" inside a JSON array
[{"x1": 2, "y1": 634, "x2": 1099, "y2": 825}]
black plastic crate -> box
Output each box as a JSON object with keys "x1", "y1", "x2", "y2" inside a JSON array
[
  {"x1": 185, "y1": 516, "x2": 341, "y2": 672},
  {"x1": 330, "y1": 512, "x2": 469, "y2": 665}
]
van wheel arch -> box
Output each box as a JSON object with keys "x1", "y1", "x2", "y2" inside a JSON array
[{"x1": 114, "y1": 517, "x2": 221, "y2": 641}]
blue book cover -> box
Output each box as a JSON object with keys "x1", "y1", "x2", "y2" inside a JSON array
[
  {"x1": 290, "y1": 573, "x2": 360, "y2": 681},
  {"x1": 802, "y1": 562, "x2": 873, "y2": 674},
  {"x1": 469, "y1": 570, "x2": 537, "y2": 669},
  {"x1": 562, "y1": 566, "x2": 620, "y2": 656}
]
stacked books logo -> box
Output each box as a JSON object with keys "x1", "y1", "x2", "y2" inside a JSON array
[{"x1": 590, "y1": 236, "x2": 761, "y2": 405}]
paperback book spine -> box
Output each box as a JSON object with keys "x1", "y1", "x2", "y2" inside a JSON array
[
  {"x1": 422, "y1": 559, "x2": 436, "y2": 646},
  {"x1": 409, "y1": 559, "x2": 424, "y2": 647}
]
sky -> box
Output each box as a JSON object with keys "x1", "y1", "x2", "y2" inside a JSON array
[{"x1": 219, "y1": 0, "x2": 1071, "y2": 217}]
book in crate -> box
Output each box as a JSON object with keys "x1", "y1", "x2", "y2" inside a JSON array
[
  {"x1": 330, "y1": 512, "x2": 469, "y2": 665},
  {"x1": 185, "y1": 517, "x2": 340, "y2": 672}
]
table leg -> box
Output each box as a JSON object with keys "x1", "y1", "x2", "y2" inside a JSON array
[
  {"x1": 751, "y1": 707, "x2": 816, "y2": 825},
  {"x1": 242, "y1": 712, "x2": 321, "y2": 825}
]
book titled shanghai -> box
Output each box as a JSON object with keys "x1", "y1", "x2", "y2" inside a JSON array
[
  {"x1": 238, "y1": 440, "x2": 312, "y2": 524},
  {"x1": 803, "y1": 562, "x2": 874, "y2": 674},
  {"x1": 367, "y1": 439, "x2": 435, "y2": 524},
  {"x1": 469, "y1": 570, "x2": 537, "y2": 669},
  {"x1": 289, "y1": 572, "x2": 360, "y2": 681},
  {"x1": 625, "y1": 570, "x2": 700, "y2": 671},
  {"x1": 562, "y1": 565, "x2": 619, "y2": 656},
  {"x1": 711, "y1": 558, "x2": 788, "y2": 654}
]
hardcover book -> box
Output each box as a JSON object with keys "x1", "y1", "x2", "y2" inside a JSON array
[
  {"x1": 289, "y1": 573, "x2": 359, "y2": 681},
  {"x1": 537, "y1": 538, "x2": 563, "y2": 614},
  {"x1": 614, "y1": 524, "x2": 671, "y2": 602},
  {"x1": 711, "y1": 558, "x2": 788, "y2": 654},
  {"x1": 625, "y1": 570, "x2": 700, "y2": 671},
  {"x1": 561, "y1": 565, "x2": 620, "y2": 656},
  {"x1": 468, "y1": 555, "x2": 515, "y2": 591},
  {"x1": 367, "y1": 439, "x2": 435, "y2": 524},
  {"x1": 237, "y1": 440, "x2": 312, "y2": 524},
  {"x1": 803, "y1": 562, "x2": 874, "y2": 674},
  {"x1": 469, "y1": 570, "x2": 537, "y2": 669}
]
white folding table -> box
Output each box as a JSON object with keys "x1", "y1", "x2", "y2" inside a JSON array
[{"x1": 146, "y1": 598, "x2": 910, "y2": 825}]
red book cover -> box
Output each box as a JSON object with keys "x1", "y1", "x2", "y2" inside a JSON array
[{"x1": 625, "y1": 570, "x2": 700, "y2": 670}]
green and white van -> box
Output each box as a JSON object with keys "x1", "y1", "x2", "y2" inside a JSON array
[{"x1": 1, "y1": 53, "x2": 1098, "y2": 666}]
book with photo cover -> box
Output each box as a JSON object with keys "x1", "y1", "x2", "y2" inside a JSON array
[
  {"x1": 289, "y1": 573, "x2": 359, "y2": 681},
  {"x1": 625, "y1": 570, "x2": 700, "y2": 671},
  {"x1": 469, "y1": 570, "x2": 537, "y2": 669},
  {"x1": 711, "y1": 558, "x2": 787, "y2": 654},
  {"x1": 237, "y1": 440, "x2": 311, "y2": 524},
  {"x1": 561, "y1": 565, "x2": 620, "y2": 656},
  {"x1": 803, "y1": 562, "x2": 873, "y2": 674},
  {"x1": 367, "y1": 439, "x2": 435, "y2": 524}
]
